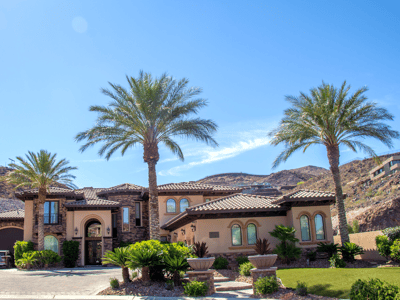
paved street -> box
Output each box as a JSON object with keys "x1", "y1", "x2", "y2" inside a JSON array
[{"x1": 0, "y1": 267, "x2": 122, "y2": 296}]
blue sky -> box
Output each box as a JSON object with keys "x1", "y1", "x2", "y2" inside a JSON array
[{"x1": 1, "y1": 0, "x2": 400, "y2": 188}]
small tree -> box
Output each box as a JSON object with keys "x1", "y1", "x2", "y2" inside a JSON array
[
  {"x1": 269, "y1": 225, "x2": 301, "y2": 264},
  {"x1": 102, "y1": 247, "x2": 131, "y2": 284}
]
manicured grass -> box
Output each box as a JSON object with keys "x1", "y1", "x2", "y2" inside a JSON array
[{"x1": 277, "y1": 268, "x2": 400, "y2": 299}]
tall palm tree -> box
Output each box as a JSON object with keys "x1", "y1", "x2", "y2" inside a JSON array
[
  {"x1": 269, "y1": 81, "x2": 399, "y2": 243},
  {"x1": 75, "y1": 71, "x2": 218, "y2": 240},
  {"x1": 2, "y1": 150, "x2": 77, "y2": 250}
]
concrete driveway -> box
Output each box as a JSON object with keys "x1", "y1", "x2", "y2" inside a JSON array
[{"x1": 0, "y1": 267, "x2": 122, "y2": 296}]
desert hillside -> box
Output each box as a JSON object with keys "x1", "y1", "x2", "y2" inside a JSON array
[{"x1": 196, "y1": 166, "x2": 328, "y2": 187}]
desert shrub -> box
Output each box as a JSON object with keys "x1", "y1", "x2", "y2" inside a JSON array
[
  {"x1": 383, "y1": 226, "x2": 400, "y2": 242},
  {"x1": 306, "y1": 251, "x2": 317, "y2": 262},
  {"x1": 236, "y1": 256, "x2": 249, "y2": 266},
  {"x1": 329, "y1": 253, "x2": 346, "y2": 268},
  {"x1": 297, "y1": 181, "x2": 305, "y2": 185},
  {"x1": 347, "y1": 220, "x2": 360, "y2": 234},
  {"x1": 390, "y1": 240, "x2": 400, "y2": 262},
  {"x1": 317, "y1": 242, "x2": 339, "y2": 258},
  {"x1": 376, "y1": 235, "x2": 393, "y2": 259},
  {"x1": 296, "y1": 281, "x2": 308, "y2": 296},
  {"x1": 37, "y1": 250, "x2": 62, "y2": 266},
  {"x1": 350, "y1": 278, "x2": 400, "y2": 300},
  {"x1": 183, "y1": 280, "x2": 208, "y2": 297},
  {"x1": 254, "y1": 276, "x2": 279, "y2": 295},
  {"x1": 239, "y1": 261, "x2": 254, "y2": 276},
  {"x1": 13, "y1": 241, "x2": 34, "y2": 261},
  {"x1": 339, "y1": 242, "x2": 364, "y2": 262},
  {"x1": 110, "y1": 278, "x2": 119, "y2": 289},
  {"x1": 102, "y1": 247, "x2": 131, "y2": 283},
  {"x1": 254, "y1": 238, "x2": 271, "y2": 255},
  {"x1": 213, "y1": 257, "x2": 229, "y2": 270},
  {"x1": 163, "y1": 256, "x2": 189, "y2": 285},
  {"x1": 270, "y1": 225, "x2": 301, "y2": 264},
  {"x1": 16, "y1": 252, "x2": 38, "y2": 269},
  {"x1": 131, "y1": 271, "x2": 138, "y2": 280},
  {"x1": 192, "y1": 242, "x2": 208, "y2": 258},
  {"x1": 162, "y1": 242, "x2": 193, "y2": 284},
  {"x1": 62, "y1": 240, "x2": 80, "y2": 268}
]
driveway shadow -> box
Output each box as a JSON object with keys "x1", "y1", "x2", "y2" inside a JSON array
[{"x1": 24, "y1": 270, "x2": 108, "y2": 277}]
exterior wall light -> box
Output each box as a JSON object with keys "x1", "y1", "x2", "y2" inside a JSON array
[
  {"x1": 74, "y1": 227, "x2": 78, "y2": 235},
  {"x1": 174, "y1": 232, "x2": 178, "y2": 237},
  {"x1": 107, "y1": 226, "x2": 111, "y2": 235},
  {"x1": 191, "y1": 224, "x2": 196, "y2": 232},
  {"x1": 181, "y1": 228, "x2": 185, "y2": 235}
]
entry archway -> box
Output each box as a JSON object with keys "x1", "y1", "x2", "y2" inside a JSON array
[{"x1": 84, "y1": 219, "x2": 103, "y2": 265}]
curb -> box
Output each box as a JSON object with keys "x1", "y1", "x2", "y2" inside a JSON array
[{"x1": 0, "y1": 296, "x2": 279, "y2": 300}]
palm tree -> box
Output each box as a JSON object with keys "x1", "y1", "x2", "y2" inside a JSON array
[
  {"x1": 2, "y1": 150, "x2": 77, "y2": 250},
  {"x1": 75, "y1": 71, "x2": 218, "y2": 240},
  {"x1": 102, "y1": 247, "x2": 131, "y2": 283},
  {"x1": 269, "y1": 81, "x2": 399, "y2": 243}
]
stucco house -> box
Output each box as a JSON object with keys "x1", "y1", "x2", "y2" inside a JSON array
[{"x1": 0, "y1": 181, "x2": 336, "y2": 266}]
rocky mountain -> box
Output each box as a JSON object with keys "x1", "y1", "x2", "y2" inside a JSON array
[
  {"x1": 196, "y1": 166, "x2": 328, "y2": 187},
  {"x1": 294, "y1": 152, "x2": 400, "y2": 232}
]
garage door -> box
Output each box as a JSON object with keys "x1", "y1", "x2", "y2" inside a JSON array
[{"x1": 0, "y1": 228, "x2": 24, "y2": 253}]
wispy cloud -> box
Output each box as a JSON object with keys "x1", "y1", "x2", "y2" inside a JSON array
[{"x1": 158, "y1": 120, "x2": 274, "y2": 176}]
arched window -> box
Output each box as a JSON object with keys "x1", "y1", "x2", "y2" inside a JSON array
[
  {"x1": 180, "y1": 198, "x2": 189, "y2": 213},
  {"x1": 300, "y1": 215, "x2": 311, "y2": 241},
  {"x1": 314, "y1": 214, "x2": 325, "y2": 240},
  {"x1": 247, "y1": 223, "x2": 257, "y2": 245},
  {"x1": 231, "y1": 224, "x2": 242, "y2": 246},
  {"x1": 167, "y1": 199, "x2": 176, "y2": 213},
  {"x1": 44, "y1": 235, "x2": 59, "y2": 254}
]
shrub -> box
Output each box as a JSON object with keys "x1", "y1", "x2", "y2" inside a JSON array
[
  {"x1": 347, "y1": 220, "x2": 360, "y2": 234},
  {"x1": 16, "y1": 252, "x2": 37, "y2": 269},
  {"x1": 236, "y1": 256, "x2": 249, "y2": 266},
  {"x1": 350, "y1": 278, "x2": 400, "y2": 300},
  {"x1": 162, "y1": 242, "x2": 193, "y2": 284},
  {"x1": 317, "y1": 242, "x2": 339, "y2": 258},
  {"x1": 329, "y1": 253, "x2": 346, "y2": 268},
  {"x1": 383, "y1": 226, "x2": 400, "y2": 241},
  {"x1": 270, "y1": 225, "x2": 301, "y2": 264},
  {"x1": 102, "y1": 247, "x2": 131, "y2": 283},
  {"x1": 376, "y1": 235, "x2": 393, "y2": 259},
  {"x1": 62, "y1": 240, "x2": 80, "y2": 268},
  {"x1": 110, "y1": 278, "x2": 119, "y2": 289},
  {"x1": 254, "y1": 276, "x2": 279, "y2": 295},
  {"x1": 390, "y1": 240, "x2": 400, "y2": 262},
  {"x1": 164, "y1": 256, "x2": 189, "y2": 285},
  {"x1": 339, "y1": 242, "x2": 364, "y2": 263},
  {"x1": 306, "y1": 251, "x2": 317, "y2": 262},
  {"x1": 296, "y1": 281, "x2": 308, "y2": 296},
  {"x1": 13, "y1": 241, "x2": 34, "y2": 261},
  {"x1": 297, "y1": 181, "x2": 305, "y2": 185},
  {"x1": 37, "y1": 250, "x2": 62, "y2": 266},
  {"x1": 254, "y1": 238, "x2": 271, "y2": 255},
  {"x1": 193, "y1": 242, "x2": 208, "y2": 258},
  {"x1": 183, "y1": 280, "x2": 208, "y2": 297},
  {"x1": 213, "y1": 257, "x2": 229, "y2": 270},
  {"x1": 239, "y1": 261, "x2": 254, "y2": 276},
  {"x1": 119, "y1": 241, "x2": 133, "y2": 248}
]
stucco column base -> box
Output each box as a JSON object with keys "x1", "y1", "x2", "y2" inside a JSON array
[
  {"x1": 187, "y1": 270, "x2": 215, "y2": 295},
  {"x1": 250, "y1": 267, "x2": 277, "y2": 295}
]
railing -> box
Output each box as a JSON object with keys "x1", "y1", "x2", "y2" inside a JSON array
[{"x1": 35, "y1": 214, "x2": 62, "y2": 225}]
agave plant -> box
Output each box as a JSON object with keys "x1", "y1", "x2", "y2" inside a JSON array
[
  {"x1": 193, "y1": 242, "x2": 208, "y2": 258},
  {"x1": 254, "y1": 238, "x2": 271, "y2": 255}
]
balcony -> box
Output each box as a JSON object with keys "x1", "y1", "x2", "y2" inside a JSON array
[{"x1": 35, "y1": 213, "x2": 62, "y2": 225}]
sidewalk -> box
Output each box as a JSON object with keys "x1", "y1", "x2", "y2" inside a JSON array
[{"x1": 0, "y1": 296, "x2": 279, "y2": 300}]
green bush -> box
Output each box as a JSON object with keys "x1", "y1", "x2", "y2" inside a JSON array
[
  {"x1": 296, "y1": 281, "x2": 308, "y2": 296},
  {"x1": 119, "y1": 241, "x2": 133, "y2": 248},
  {"x1": 37, "y1": 250, "x2": 62, "y2": 266},
  {"x1": 347, "y1": 220, "x2": 360, "y2": 234},
  {"x1": 110, "y1": 278, "x2": 119, "y2": 289},
  {"x1": 183, "y1": 280, "x2": 208, "y2": 297},
  {"x1": 350, "y1": 278, "x2": 400, "y2": 300},
  {"x1": 329, "y1": 253, "x2": 346, "y2": 268},
  {"x1": 383, "y1": 226, "x2": 400, "y2": 241},
  {"x1": 161, "y1": 242, "x2": 193, "y2": 283},
  {"x1": 13, "y1": 241, "x2": 34, "y2": 261},
  {"x1": 317, "y1": 242, "x2": 339, "y2": 258},
  {"x1": 269, "y1": 225, "x2": 301, "y2": 264},
  {"x1": 236, "y1": 256, "x2": 249, "y2": 266},
  {"x1": 339, "y1": 242, "x2": 364, "y2": 263},
  {"x1": 62, "y1": 240, "x2": 80, "y2": 268},
  {"x1": 376, "y1": 235, "x2": 393, "y2": 259},
  {"x1": 254, "y1": 276, "x2": 279, "y2": 295},
  {"x1": 213, "y1": 257, "x2": 229, "y2": 269},
  {"x1": 306, "y1": 251, "x2": 317, "y2": 262},
  {"x1": 390, "y1": 240, "x2": 400, "y2": 262},
  {"x1": 16, "y1": 252, "x2": 38, "y2": 269},
  {"x1": 239, "y1": 261, "x2": 254, "y2": 276}
]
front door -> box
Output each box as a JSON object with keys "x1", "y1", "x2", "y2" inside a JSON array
[{"x1": 85, "y1": 239, "x2": 102, "y2": 265}]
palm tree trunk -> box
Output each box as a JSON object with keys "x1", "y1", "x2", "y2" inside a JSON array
[
  {"x1": 326, "y1": 145, "x2": 350, "y2": 244},
  {"x1": 122, "y1": 267, "x2": 130, "y2": 283},
  {"x1": 37, "y1": 187, "x2": 46, "y2": 251},
  {"x1": 147, "y1": 160, "x2": 160, "y2": 240}
]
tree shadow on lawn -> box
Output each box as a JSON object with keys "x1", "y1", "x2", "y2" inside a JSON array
[{"x1": 308, "y1": 284, "x2": 348, "y2": 298}]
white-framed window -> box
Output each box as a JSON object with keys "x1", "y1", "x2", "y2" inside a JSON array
[{"x1": 167, "y1": 199, "x2": 176, "y2": 213}]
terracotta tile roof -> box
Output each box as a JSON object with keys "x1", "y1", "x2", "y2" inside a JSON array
[
  {"x1": 15, "y1": 187, "x2": 83, "y2": 197},
  {"x1": 75, "y1": 187, "x2": 105, "y2": 200},
  {"x1": 97, "y1": 183, "x2": 145, "y2": 195},
  {"x1": 158, "y1": 182, "x2": 242, "y2": 193},
  {"x1": 0, "y1": 209, "x2": 25, "y2": 219},
  {"x1": 64, "y1": 199, "x2": 120, "y2": 207},
  {"x1": 188, "y1": 193, "x2": 280, "y2": 212},
  {"x1": 273, "y1": 189, "x2": 336, "y2": 205}
]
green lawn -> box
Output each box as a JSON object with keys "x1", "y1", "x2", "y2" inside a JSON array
[{"x1": 277, "y1": 268, "x2": 400, "y2": 299}]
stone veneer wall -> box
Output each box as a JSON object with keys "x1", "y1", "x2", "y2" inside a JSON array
[
  {"x1": 0, "y1": 219, "x2": 24, "y2": 230},
  {"x1": 108, "y1": 193, "x2": 149, "y2": 247}
]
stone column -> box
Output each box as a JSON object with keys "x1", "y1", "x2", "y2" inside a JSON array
[
  {"x1": 187, "y1": 270, "x2": 215, "y2": 296},
  {"x1": 250, "y1": 267, "x2": 277, "y2": 295}
]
